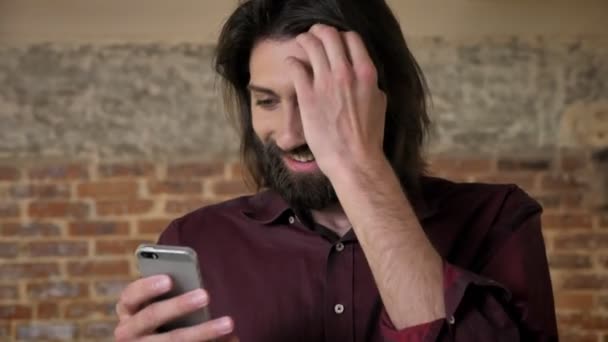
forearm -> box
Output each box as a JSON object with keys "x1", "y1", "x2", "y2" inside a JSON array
[{"x1": 330, "y1": 156, "x2": 445, "y2": 329}]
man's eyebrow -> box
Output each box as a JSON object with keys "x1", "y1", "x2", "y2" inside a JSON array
[{"x1": 247, "y1": 84, "x2": 278, "y2": 96}]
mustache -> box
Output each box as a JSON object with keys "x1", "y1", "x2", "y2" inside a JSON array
[{"x1": 267, "y1": 142, "x2": 312, "y2": 156}]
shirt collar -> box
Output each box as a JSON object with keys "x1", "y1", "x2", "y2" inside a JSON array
[
  {"x1": 242, "y1": 189, "x2": 292, "y2": 224},
  {"x1": 242, "y1": 176, "x2": 440, "y2": 225}
]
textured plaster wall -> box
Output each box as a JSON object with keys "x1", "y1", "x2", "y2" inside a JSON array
[
  {"x1": 0, "y1": 44, "x2": 235, "y2": 160},
  {"x1": 1, "y1": 37, "x2": 607, "y2": 159}
]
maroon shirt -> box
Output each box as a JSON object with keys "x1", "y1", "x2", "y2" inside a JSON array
[{"x1": 158, "y1": 176, "x2": 558, "y2": 341}]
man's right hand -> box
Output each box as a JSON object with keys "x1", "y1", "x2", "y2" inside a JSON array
[{"x1": 114, "y1": 275, "x2": 237, "y2": 342}]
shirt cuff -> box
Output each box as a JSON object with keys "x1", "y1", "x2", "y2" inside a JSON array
[
  {"x1": 379, "y1": 261, "x2": 511, "y2": 342},
  {"x1": 380, "y1": 311, "x2": 444, "y2": 342}
]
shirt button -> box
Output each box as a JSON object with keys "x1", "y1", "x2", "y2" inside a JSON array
[
  {"x1": 447, "y1": 315, "x2": 455, "y2": 325},
  {"x1": 288, "y1": 216, "x2": 295, "y2": 224},
  {"x1": 335, "y1": 242, "x2": 345, "y2": 252},
  {"x1": 334, "y1": 304, "x2": 344, "y2": 314}
]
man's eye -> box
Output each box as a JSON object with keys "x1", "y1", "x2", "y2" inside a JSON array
[{"x1": 256, "y1": 99, "x2": 278, "y2": 108}]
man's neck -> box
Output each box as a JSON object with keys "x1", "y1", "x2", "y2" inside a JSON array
[{"x1": 310, "y1": 203, "x2": 352, "y2": 237}]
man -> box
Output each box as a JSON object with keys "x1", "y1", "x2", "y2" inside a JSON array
[{"x1": 114, "y1": 0, "x2": 558, "y2": 341}]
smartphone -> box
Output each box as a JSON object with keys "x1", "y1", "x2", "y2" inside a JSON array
[{"x1": 135, "y1": 244, "x2": 211, "y2": 331}]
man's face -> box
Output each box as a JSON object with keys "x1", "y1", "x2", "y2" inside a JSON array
[{"x1": 248, "y1": 38, "x2": 337, "y2": 210}]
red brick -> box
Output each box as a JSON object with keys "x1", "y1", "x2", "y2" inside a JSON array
[
  {"x1": 560, "y1": 154, "x2": 590, "y2": 172},
  {"x1": 562, "y1": 275, "x2": 608, "y2": 290},
  {"x1": 542, "y1": 213, "x2": 594, "y2": 229},
  {"x1": 165, "y1": 198, "x2": 215, "y2": 214},
  {"x1": 599, "y1": 296, "x2": 608, "y2": 310},
  {"x1": 598, "y1": 255, "x2": 608, "y2": 269},
  {"x1": 16, "y1": 323, "x2": 77, "y2": 340},
  {"x1": 167, "y1": 162, "x2": 225, "y2": 178},
  {"x1": 497, "y1": 157, "x2": 552, "y2": 171},
  {"x1": 0, "y1": 285, "x2": 19, "y2": 300},
  {"x1": 77, "y1": 181, "x2": 138, "y2": 199},
  {"x1": 28, "y1": 201, "x2": 89, "y2": 219},
  {"x1": 36, "y1": 302, "x2": 60, "y2": 319},
  {"x1": 0, "y1": 184, "x2": 8, "y2": 198},
  {"x1": 0, "y1": 262, "x2": 60, "y2": 280},
  {"x1": 0, "y1": 166, "x2": 20, "y2": 181},
  {"x1": 10, "y1": 183, "x2": 71, "y2": 199},
  {"x1": 549, "y1": 254, "x2": 592, "y2": 269},
  {"x1": 0, "y1": 304, "x2": 33, "y2": 319},
  {"x1": 0, "y1": 222, "x2": 61, "y2": 236},
  {"x1": 0, "y1": 202, "x2": 20, "y2": 218},
  {"x1": 561, "y1": 314, "x2": 608, "y2": 331},
  {"x1": 96, "y1": 199, "x2": 154, "y2": 216},
  {"x1": 532, "y1": 194, "x2": 561, "y2": 210},
  {"x1": 67, "y1": 260, "x2": 130, "y2": 277},
  {"x1": 81, "y1": 320, "x2": 117, "y2": 339},
  {"x1": 558, "y1": 329, "x2": 598, "y2": 342},
  {"x1": 228, "y1": 162, "x2": 245, "y2": 180},
  {"x1": 27, "y1": 163, "x2": 88, "y2": 180},
  {"x1": 554, "y1": 233, "x2": 608, "y2": 250},
  {"x1": 26, "y1": 241, "x2": 88, "y2": 257},
  {"x1": 68, "y1": 221, "x2": 129, "y2": 236},
  {"x1": 555, "y1": 293, "x2": 595, "y2": 311},
  {"x1": 137, "y1": 218, "x2": 172, "y2": 235},
  {"x1": 540, "y1": 173, "x2": 588, "y2": 191},
  {"x1": 64, "y1": 301, "x2": 115, "y2": 319},
  {"x1": 148, "y1": 180, "x2": 203, "y2": 195},
  {"x1": 0, "y1": 322, "x2": 8, "y2": 339},
  {"x1": 99, "y1": 162, "x2": 155, "y2": 178},
  {"x1": 474, "y1": 173, "x2": 537, "y2": 192},
  {"x1": 27, "y1": 282, "x2": 89, "y2": 300},
  {"x1": 0, "y1": 242, "x2": 19, "y2": 258},
  {"x1": 600, "y1": 215, "x2": 608, "y2": 229},
  {"x1": 428, "y1": 156, "x2": 495, "y2": 175},
  {"x1": 95, "y1": 239, "x2": 152, "y2": 255},
  {"x1": 561, "y1": 193, "x2": 586, "y2": 210},
  {"x1": 94, "y1": 279, "x2": 133, "y2": 297},
  {"x1": 211, "y1": 179, "x2": 250, "y2": 196}
]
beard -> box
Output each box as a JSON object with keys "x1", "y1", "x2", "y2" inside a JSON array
[{"x1": 253, "y1": 138, "x2": 338, "y2": 211}]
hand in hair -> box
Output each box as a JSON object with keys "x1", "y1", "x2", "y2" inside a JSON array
[{"x1": 285, "y1": 23, "x2": 388, "y2": 179}]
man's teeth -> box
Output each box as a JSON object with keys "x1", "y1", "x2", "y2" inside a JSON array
[{"x1": 290, "y1": 152, "x2": 315, "y2": 162}]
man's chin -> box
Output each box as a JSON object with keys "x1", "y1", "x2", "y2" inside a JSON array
[{"x1": 272, "y1": 176, "x2": 338, "y2": 211}]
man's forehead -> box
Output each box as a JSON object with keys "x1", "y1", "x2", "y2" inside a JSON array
[{"x1": 249, "y1": 38, "x2": 310, "y2": 89}]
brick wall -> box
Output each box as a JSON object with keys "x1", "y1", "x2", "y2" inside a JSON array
[
  {"x1": 0, "y1": 150, "x2": 606, "y2": 341},
  {"x1": 0, "y1": 17, "x2": 606, "y2": 342},
  {"x1": 0, "y1": 159, "x2": 246, "y2": 341}
]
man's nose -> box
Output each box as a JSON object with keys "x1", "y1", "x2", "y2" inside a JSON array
[{"x1": 275, "y1": 103, "x2": 305, "y2": 151}]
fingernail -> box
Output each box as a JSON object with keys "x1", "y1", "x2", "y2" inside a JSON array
[
  {"x1": 216, "y1": 317, "x2": 233, "y2": 334},
  {"x1": 153, "y1": 276, "x2": 171, "y2": 291},
  {"x1": 189, "y1": 289, "x2": 208, "y2": 306}
]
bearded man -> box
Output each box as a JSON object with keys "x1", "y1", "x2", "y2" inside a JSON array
[{"x1": 114, "y1": 0, "x2": 558, "y2": 341}]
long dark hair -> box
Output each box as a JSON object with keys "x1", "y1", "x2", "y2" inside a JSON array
[{"x1": 214, "y1": 0, "x2": 430, "y2": 194}]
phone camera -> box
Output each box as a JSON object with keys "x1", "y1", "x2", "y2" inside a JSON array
[{"x1": 141, "y1": 252, "x2": 159, "y2": 259}]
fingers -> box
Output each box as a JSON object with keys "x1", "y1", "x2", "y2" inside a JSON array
[
  {"x1": 141, "y1": 316, "x2": 235, "y2": 342},
  {"x1": 297, "y1": 24, "x2": 377, "y2": 85},
  {"x1": 309, "y1": 24, "x2": 350, "y2": 73},
  {"x1": 115, "y1": 288, "x2": 210, "y2": 340},
  {"x1": 285, "y1": 56, "x2": 313, "y2": 104},
  {"x1": 116, "y1": 275, "x2": 172, "y2": 320},
  {"x1": 342, "y1": 31, "x2": 377, "y2": 83},
  {"x1": 295, "y1": 32, "x2": 330, "y2": 78}
]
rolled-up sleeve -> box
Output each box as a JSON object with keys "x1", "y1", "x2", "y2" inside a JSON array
[{"x1": 381, "y1": 195, "x2": 558, "y2": 341}]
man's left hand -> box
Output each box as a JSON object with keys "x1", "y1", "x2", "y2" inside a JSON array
[{"x1": 285, "y1": 24, "x2": 387, "y2": 178}]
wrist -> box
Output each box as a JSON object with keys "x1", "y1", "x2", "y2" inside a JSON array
[{"x1": 326, "y1": 151, "x2": 393, "y2": 188}]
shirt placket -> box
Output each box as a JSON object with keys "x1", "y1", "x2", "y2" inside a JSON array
[{"x1": 324, "y1": 240, "x2": 354, "y2": 342}]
